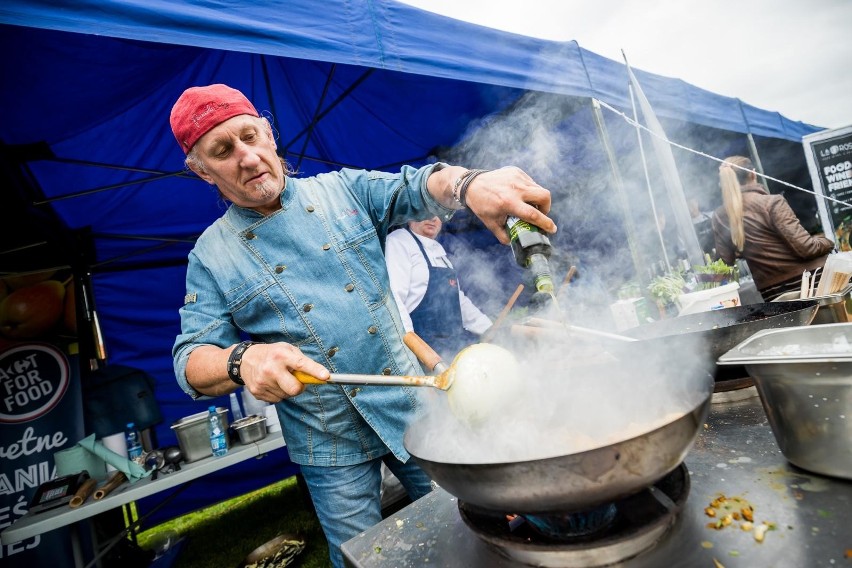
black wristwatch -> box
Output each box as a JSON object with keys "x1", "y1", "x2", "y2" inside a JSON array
[{"x1": 227, "y1": 341, "x2": 255, "y2": 385}]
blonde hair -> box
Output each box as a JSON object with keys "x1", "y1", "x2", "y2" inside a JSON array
[{"x1": 719, "y1": 156, "x2": 754, "y2": 252}]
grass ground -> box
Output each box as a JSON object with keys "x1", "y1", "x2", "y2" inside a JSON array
[{"x1": 136, "y1": 475, "x2": 329, "y2": 567}]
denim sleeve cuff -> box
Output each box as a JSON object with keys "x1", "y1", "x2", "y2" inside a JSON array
[{"x1": 173, "y1": 345, "x2": 209, "y2": 400}]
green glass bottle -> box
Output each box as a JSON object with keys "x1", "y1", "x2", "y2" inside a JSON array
[{"x1": 506, "y1": 216, "x2": 554, "y2": 294}]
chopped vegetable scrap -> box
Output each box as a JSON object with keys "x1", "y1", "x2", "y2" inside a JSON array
[{"x1": 703, "y1": 494, "x2": 777, "y2": 543}]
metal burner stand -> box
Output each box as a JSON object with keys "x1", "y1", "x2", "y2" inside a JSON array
[
  {"x1": 342, "y1": 395, "x2": 851, "y2": 568},
  {"x1": 457, "y1": 463, "x2": 689, "y2": 567}
]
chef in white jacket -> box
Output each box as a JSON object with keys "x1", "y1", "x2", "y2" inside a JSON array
[{"x1": 385, "y1": 216, "x2": 492, "y2": 361}]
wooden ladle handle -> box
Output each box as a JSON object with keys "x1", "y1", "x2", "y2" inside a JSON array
[{"x1": 403, "y1": 331, "x2": 445, "y2": 372}]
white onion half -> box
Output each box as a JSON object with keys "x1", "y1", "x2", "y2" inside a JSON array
[{"x1": 446, "y1": 343, "x2": 523, "y2": 426}]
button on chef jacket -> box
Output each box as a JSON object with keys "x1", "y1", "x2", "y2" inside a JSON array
[{"x1": 385, "y1": 227, "x2": 492, "y2": 360}]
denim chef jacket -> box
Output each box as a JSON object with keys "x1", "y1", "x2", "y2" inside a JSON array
[{"x1": 173, "y1": 163, "x2": 453, "y2": 466}]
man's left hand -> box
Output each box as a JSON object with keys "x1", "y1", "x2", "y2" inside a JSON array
[{"x1": 465, "y1": 166, "x2": 557, "y2": 244}]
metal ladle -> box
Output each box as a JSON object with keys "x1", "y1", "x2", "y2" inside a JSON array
[
  {"x1": 294, "y1": 336, "x2": 523, "y2": 424},
  {"x1": 522, "y1": 317, "x2": 637, "y2": 342}
]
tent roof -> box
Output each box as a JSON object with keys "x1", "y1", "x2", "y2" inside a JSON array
[{"x1": 1, "y1": 0, "x2": 819, "y2": 141}]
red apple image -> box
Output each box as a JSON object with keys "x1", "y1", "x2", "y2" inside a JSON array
[{"x1": 0, "y1": 280, "x2": 66, "y2": 339}]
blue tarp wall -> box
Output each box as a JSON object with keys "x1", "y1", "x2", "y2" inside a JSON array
[{"x1": 0, "y1": 0, "x2": 823, "y2": 525}]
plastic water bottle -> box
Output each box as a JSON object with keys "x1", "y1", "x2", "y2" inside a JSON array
[
  {"x1": 229, "y1": 392, "x2": 245, "y2": 422},
  {"x1": 207, "y1": 406, "x2": 228, "y2": 457},
  {"x1": 125, "y1": 422, "x2": 143, "y2": 460}
]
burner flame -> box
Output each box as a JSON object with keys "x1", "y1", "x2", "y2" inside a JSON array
[{"x1": 520, "y1": 503, "x2": 617, "y2": 540}]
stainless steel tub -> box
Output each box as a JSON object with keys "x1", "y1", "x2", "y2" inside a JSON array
[
  {"x1": 772, "y1": 284, "x2": 852, "y2": 324},
  {"x1": 718, "y1": 323, "x2": 852, "y2": 479}
]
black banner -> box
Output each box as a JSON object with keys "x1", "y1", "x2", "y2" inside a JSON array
[
  {"x1": 805, "y1": 127, "x2": 852, "y2": 251},
  {"x1": 1, "y1": 269, "x2": 82, "y2": 568}
]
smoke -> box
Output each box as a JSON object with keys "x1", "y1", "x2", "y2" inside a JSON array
[
  {"x1": 407, "y1": 331, "x2": 711, "y2": 464},
  {"x1": 409, "y1": 75, "x2": 720, "y2": 466}
]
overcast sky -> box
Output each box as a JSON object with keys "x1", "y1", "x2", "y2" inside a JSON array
[{"x1": 401, "y1": 0, "x2": 852, "y2": 130}]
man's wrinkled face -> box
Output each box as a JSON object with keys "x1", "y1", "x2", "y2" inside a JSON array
[
  {"x1": 409, "y1": 216, "x2": 442, "y2": 239},
  {"x1": 189, "y1": 115, "x2": 285, "y2": 213}
]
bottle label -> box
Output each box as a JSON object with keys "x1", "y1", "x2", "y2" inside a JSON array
[
  {"x1": 506, "y1": 216, "x2": 536, "y2": 242},
  {"x1": 209, "y1": 411, "x2": 228, "y2": 456},
  {"x1": 210, "y1": 434, "x2": 228, "y2": 456}
]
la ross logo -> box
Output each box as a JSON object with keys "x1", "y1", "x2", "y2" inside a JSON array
[
  {"x1": 820, "y1": 141, "x2": 852, "y2": 158},
  {"x1": 0, "y1": 344, "x2": 69, "y2": 424}
]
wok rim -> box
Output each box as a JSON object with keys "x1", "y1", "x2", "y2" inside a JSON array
[
  {"x1": 404, "y1": 390, "x2": 710, "y2": 468},
  {"x1": 406, "y1": 393, "x2": 711, "y2": 513},
  {"x1": 621, "y1": 300, "x2": 819, "y2": 342}
]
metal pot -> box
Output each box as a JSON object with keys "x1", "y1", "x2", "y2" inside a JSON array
[
  {"x1": 772, "y1": 284, "x2": 852, "y2": 325},
  {"x1": 231, "y1": 414, "x2": 268, "y2": 444},
  {"x1": 404, "y1": 355, "x2": 712, "y2": 514}
]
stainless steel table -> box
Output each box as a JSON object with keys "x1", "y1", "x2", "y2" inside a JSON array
[
  {"x1": 1, "y1": 432, "x2": 286, "y2": 565},
  {"x1": 342, "y1": 390, "x2": 851, "y2": 567}
]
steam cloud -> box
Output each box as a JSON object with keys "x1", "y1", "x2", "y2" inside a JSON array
[{"x1": 408, "y1": 69, "x2": 717, "y2": 465}]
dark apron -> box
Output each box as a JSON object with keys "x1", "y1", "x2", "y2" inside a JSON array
[{"x1": 406, "y1": 228, "x2": 477, "y2": 361}]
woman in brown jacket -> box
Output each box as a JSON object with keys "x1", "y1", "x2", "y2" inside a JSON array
[{"x1": 711, "y1": 156, "x2": 835, "y2": 298}]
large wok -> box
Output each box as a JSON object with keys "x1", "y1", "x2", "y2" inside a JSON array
[
  {"x1": 510, "y1": 300, "x2": 819, "y2": 380},
  {"x1": 616, "y1": 300, "x2": 819, "y2": 381},
  {"x1": 404, "y1": 355, "x2": 712, "y2": 514},
  {"x1": 620, "y1": 300, "x2": 819, "y2": 359}
]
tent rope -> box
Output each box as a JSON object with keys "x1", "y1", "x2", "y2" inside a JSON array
[{"x1": 595, "y1": 98, "x2": 851, "y2": 210}]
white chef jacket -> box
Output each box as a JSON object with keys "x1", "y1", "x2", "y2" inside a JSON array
[{"x1": 385, "y1": 228, "x2": 492, "y2": 335}]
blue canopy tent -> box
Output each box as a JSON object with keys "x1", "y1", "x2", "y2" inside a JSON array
[{"x1": 0, "y1": 0, "x2": 822, "y2": 527}]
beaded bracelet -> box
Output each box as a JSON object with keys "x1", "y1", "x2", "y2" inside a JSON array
[
  {"x1": 458, "y1": 169, "x2": 489, "y2": 208},
  {"x1": 451, "y1": 171, "x2": 469, "y2": 205},
  {"x1": 227, "y1": 341, "x2": 255, "y2": 385}
]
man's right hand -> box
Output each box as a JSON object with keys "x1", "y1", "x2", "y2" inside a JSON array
[
  {"x1": 239, "y1": 342, "x2": 331, "y2": 403},
  {"x1": 186, "y1": 342, "x2": 330, "y2": 402}
]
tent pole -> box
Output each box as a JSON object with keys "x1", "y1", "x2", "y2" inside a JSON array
[
  {"x1": 737, "y1": 100, "x2": 767, "y2": 180},
  {"x1": 628, "y1": 83, "x2": 671, "y2": 272},
  {"x1": 745, "y1": 133, "x2": 767, "y2": 182},
  {"x1": 282, "y1": 68, "x2": 375, "y2": 155},
  {"x1": 295, "y1": 65, "x2": 338, "y2": 172},
  {"x1": 34, "y1": 171, "x2": 187, "y2": 205},
  {"x1": 260, "y1": 55, "x2": 283, "y2": 144},
  {"x1": 590, "y1": 98, "x2": 649, "y2": 288},
  {"x1": 623, "y1": 55, "x2": 705, "y2": 270}
]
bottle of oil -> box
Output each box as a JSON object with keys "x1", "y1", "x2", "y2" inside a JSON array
[{"x1": 506, "y1": 216, "x2": 554, "y2": 294}]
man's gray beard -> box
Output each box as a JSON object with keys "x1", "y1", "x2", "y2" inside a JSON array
[{"x1": 254, "y1": 178, "x2": 281, "y2": 200}]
